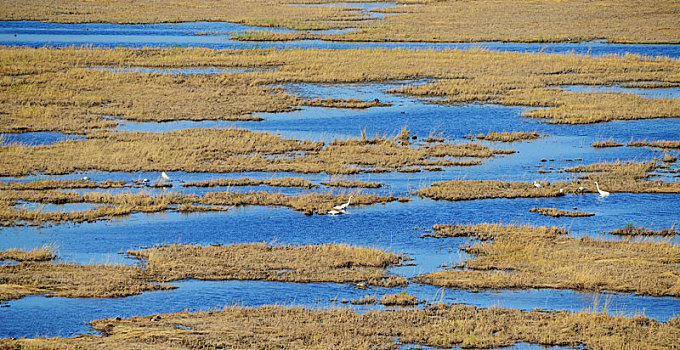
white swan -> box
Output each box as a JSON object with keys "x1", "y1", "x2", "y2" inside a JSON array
[
  {"x1": 333, "y1": 195, "x2": 353, "y2": 211},
  {"x1": 594, "y1": 181, "x2": 610, "y2": 197}
]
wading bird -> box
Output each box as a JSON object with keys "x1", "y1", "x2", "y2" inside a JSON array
[
  {"x1": 594, "y1": 181, "x2": 610, "y2": 197},
  {"x1": 333, "y1": 195, "x2": 353, "y2": 211},
  {"x1": 533, "y1": 181, "x2": 543, "y2": 188},
  {"x1": 576, "y1": 186, "x2": 586, "y2": 193},
  {"x1": 161, "y1": 172, "x2": 171, "y2": 181}
]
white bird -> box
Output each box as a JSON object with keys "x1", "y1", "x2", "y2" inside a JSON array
[
  {"x1": 81, "y1": 176, "x2": 89, "y2": 181},
  {"x1": 327, "y1": 209, "x2": 343, "y2": 216},
  {"x1": 161, "y1": 172, "x2": 171, "y2": 181},
  {"x1": 594, "y1": 181, "x2": 610, "y2": 197},
  {"x1": 559, "y1": 188, "x2": 564, "y2": 193},
  {"x1": 577, "y1": 186, "x2": 587, "y2": 193},
  {"x1": 533, "y1": 181, "x2": 543, "y2": 188},
  {"x1": 333, "y1": 195, "x2": 353, "y2": 211},
  {"x1": 142, "y1": 178, "x2": 149, "y2": 183}
]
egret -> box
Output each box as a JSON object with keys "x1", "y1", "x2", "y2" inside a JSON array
[
  {"x1": 576, "y1": 186, "x2": 586, "y2": 193},
  {"x1": 533, "y1": 181, "x2": 543, "y2": 188},
  {"x1": 81, "y1": 176, "x2": 89, "y2": 181},
  {"x1": 161, "y1": 172, "x2": 171, "y2": 181},
  {"x1": 594, "y1": 181, "x2": 610, "y2": 197},
  {"x1": 559, "y1": 188, "x2": 564, "y2": 193},
  {"x1": 142, "y1": 178, "x2": 149, "y2": 183},
  {"x1": 333, "y1": 195, "x2": 353, "y2": 211}
]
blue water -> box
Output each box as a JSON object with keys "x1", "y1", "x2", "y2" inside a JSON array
[
  {"x1": 2, "y1": 16, "x2": 680, "y2": 344},
  {"x1": 554, "y1": 85, "x2": 680, "y2": 99},
  {"x1": 1, "y1": 21, "x2": 679, "y2": 58},
  {"x1": 0, "y1": 132, "x2": 84, "y2": 146}
]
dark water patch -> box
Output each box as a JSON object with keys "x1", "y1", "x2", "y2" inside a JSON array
[{"x1": 0, "y1": 132, "x2": 85, "y2": 146}]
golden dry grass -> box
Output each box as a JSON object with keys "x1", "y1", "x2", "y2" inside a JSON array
[
  {"x1": 0, "y1": 244, "x2": 55, "y2": 262},
  {"x1": 0, "y1": 243, "x2": 404, "y2": 302},
  {"x1": 182, "y1": 177, "x2": 317, "y2": 189},
  {"x1": 417, "y1": 223, "x2": 680, "y2": 297},
  {"x1": 321, "y1": 180, "x2": 382, "y2": 188},
  {"x1": 0, "y1": 189, "x2": 395, "y2": 225},
  {"x1": 476, "y1": 131, "x2": 541, "y2": 142},
  {"x1": 420, "y1": 160, "x2": 680, "y2": 201},
  {"x1": 592, "y1": 140, "x2": 624, "y2": 148},
  {"x1": 0, "y1": 179, "x2": 127, "y2": 191},
  {"x1": 3, "y1": 0, "x2": 678, "y2": 44},
  {"x1": 0, "y1": 128, "x2": 500, "y2": 176},
  {"x1": 628, "y1": 139, "x2": 680, "y2": 150},
  {"x1": 610, "y1": 224, "x2": 679, "y2": 236},
  {"x1": 2, "y1": 47, "x2": 680, "y2": 134},
  {"x1": 2, "y1": 304, "x2": 679, "y2": 349},
  {"x1": 132, "y1": 243, "x2": 406, "y2": 287},
  {"x1": 529, "y1": 207, "x2": 595, "y2": 217},
  {"x1": 379, "y1": 291, "x2": 418, "y2": 306}
]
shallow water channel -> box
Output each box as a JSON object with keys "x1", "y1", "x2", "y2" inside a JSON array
[{"x1": 1, "y1": 15, "x2": 680, "y2": 346}]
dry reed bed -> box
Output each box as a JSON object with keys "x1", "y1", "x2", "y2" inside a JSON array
[
  {"x1": 0, "y1": 190, "x2": 394, "y2": 225},
  {"x1": 420, "y1": 160, "x2": 680, "y2": 201},
  {"x1": 476, "y1": 131, "x2": 541, "y2": 142},
  {"x1": 2, "y1": 304, "x2": 679, "y2": 349},
  {"x1": 529, "y1": 207, "x2": 595, "y2": 217},
  {"x1": 379, "y1": 292, "x2": 419, "y2": 306},
  {"x1": 416, "y1": 223, "x2": 680, "y2": 297},
  {"x1": 0, "y1": 179, "x2": 127, "y2": 191},
  {"x1": 0, "y1": 0, "x2": 367, "y2": 29},
  {"x1": 182, "y1": 177, "x2": 317, "y2": 189},
  {"x1": 610, "y1": 225, "x2": 679, "y2": 236},
  {"x1": 0, "y1": 243, "x2": 405, "y2": 302},
  {"x1": 0, "y1": 245, "x2": 54, "y2": 262},
  {"x1": 2, "y1": 0, "x2": 678, "y2": 44},
  {"x1": 2, "y1": 47, "x2": 680, "y2": 134},
  {"x1": 0, "y1": 128, "x2": 501, "y2": 176},
  {"x1": 592, "y1": 140, "x2": 624, "y2": 148},
  {"x1": 321, "y1": 180, "x2": 383, "y2": 188},
  {"x1": 628, "y1": 140, "x2": 680, "y2": 150}
]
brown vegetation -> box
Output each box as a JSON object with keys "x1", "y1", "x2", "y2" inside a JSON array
[
  {"x1": 379, "y1": 292, "x2": 419, "y2": 306},
  {"x1": 529, "y1": 207, "x2": 595, "y2": 217},
  {"x1": 0, "y1": 243, "x2": 405, "y2": 302},
  {"x1": 0, "y1": 128, "x2": 501, "y2": 176},
  {"x1": 592, "y1": 140, "x2": 624, "y2": 148},
  {"x1": 419, "y1": 160, "x2": 680, "y2": 202},
  {"x1": 2, "y1": 47, "x2": 680, "y2": 135},
  {"x1": 0, "y1": 179, "x2": 127, "y2": 191},
  {"x1": 321, "y1": 180, "x2": 382, "y2": 189},
  {"x1": 182, "y1": 177, "x2": 317, "y2": 189},
  {"x1": 610, "y1": 224, "x2": 679, "y2": 236},
  {"x1": 2, "y1": 0, "x2": 678, "y2": 44},
  {"x1": 628, "y1": 139, "x2": 680, "y2": 150},
  {"x1": 476, "y1": 131, "x2": 541, "y2": 142},
  {"x1": 0, "y1": 245, "x2": 55, "y2": 262},
  {"x1": 0, "y1": 190, "x2": 395, "y2": 225},
  {"x1": 2, "y1": 304, "x2": 679, "y2": 349},
  {"x1": 416, "y1": 223, "x2": 680, "y2": 297}
]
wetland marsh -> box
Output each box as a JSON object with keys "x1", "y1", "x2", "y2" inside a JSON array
[{"x1": 1, "y1": 1, "x2": 680, "y2": 348}]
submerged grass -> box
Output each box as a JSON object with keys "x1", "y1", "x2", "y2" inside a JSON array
[
  {"x1": 2, "y1": 304, "x2": 679, "y2": 349},
  {"x1": 321, "y1": 180, "x2": 383, "y2": 188},
  {"x1": 592, "y1": 139, "x2": 624, "y2": 148},
  {"x1": 417, "y1": 223, "x2": 680, "y2": 297},
  {"x1": 529, "y1": 207, "x2": 595, "y2": 217},
  {"x1": 0, "y1": 243, "x2": 405, "y2": 302}
]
